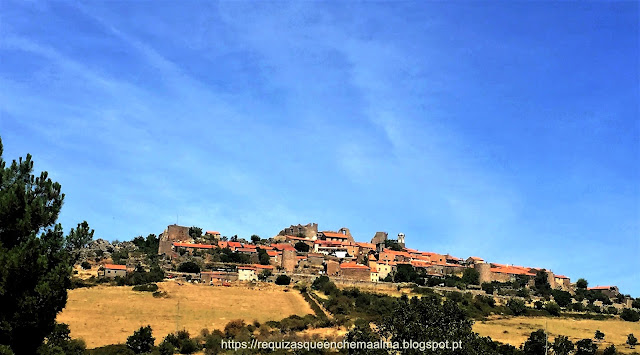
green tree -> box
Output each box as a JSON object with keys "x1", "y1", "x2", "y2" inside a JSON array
[
  {"x1": 66, "y1": 221, "x2": 94, "y2": 263},
  {"x1": 462, "y1": 268, "x2": 480, "y2": 285},
  {"x1": 621, "y1": 308, "x2": 640, "y2": 322},
  {"x1": 375, "y1": 296, "x2": 499, "y2": 354},
  {"x1": 275, "y1": 275, "x2": 291, "y2": 285},
  {"x1": 603, "y1": 344, "x2": 616, "y2": 355},
  {"x1": 0, "y1": 138, "x2": 72, "y2": 354},
  {"x1": 523, "y1": 330, "x2": 549, "y2": 355},
  {"x1": 126, "y1": 326, "x2": 155, "y2": 354},
  {"x1": 628, "y1": 334, "x2": 637, "y2": 349},
  {"x1": 188, "y1": 227, "x2": 202, "y2": 240},
  {"x1": 294, "y1": 241, "x2": 309, "y2": 252},
  {"x1": 552, "y1": 335, "x2": 574, "y2": 355},
  {"x1": 250, "y1": 235, "x2": 260, "y2": 244},
  {"x1": 258, "y1": 270, "x2": 272, "y2": 281},
  {"x1": 37, "y1": 323, "x2": 86, "y2": 355},
  {"x1": 594, "y1": 330, "x2": 605, "y2": 342},
  {"x1": 534, "y1": 270, "x2": 551, "y2": 296},
  {"x1": 575, "y1": 338, "x2": 597, "y2": 355},
  {"x1": 177, "y1": 261, "x2": 200, "y2": 274},
  {"x1": 576, "y1": 278, "x2": 588, "y2": 289},
  {"x1": 481, "y1": 282, "x2": 494, "y2": 295},
  {"x1": 507, "y1": 298, "x2": 527, "y2": 316},
  {"x1": 344, "y1": 319, "x2": 385, "y2": 355},
  {"x1": 256, "y1": 248, "x2": 270, "y2": 265},
  {"x1": 551, "y1": 289, "x2": 572, "y2": 308},
  {"x1": 632, "y1": 299, "x2": 640, "y2": 309},
  {"x1": 545, "y1": 302, "x2": 561, "y2": 316}
]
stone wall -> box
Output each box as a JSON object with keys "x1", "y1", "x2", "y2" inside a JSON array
[
  {"x1": 158, "y1": 224, "x2": 190, "y2": 255},
  {"x1": 278, "y1": 223, "x2": 318, "y2": 239}
]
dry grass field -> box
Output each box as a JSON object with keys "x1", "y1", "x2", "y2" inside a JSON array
[
  {"x1": 57, "y1": 281, "x2": 312, "y2": 348},
  {"x1": 474, "y1": 316, "x2": 640, "y2": 353}
]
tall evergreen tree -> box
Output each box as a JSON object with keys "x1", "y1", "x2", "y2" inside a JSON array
[{"x1": 0, "y1": 137, "x2": 72, "y2": 354}]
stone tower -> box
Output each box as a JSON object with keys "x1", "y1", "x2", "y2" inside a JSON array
[
  {"x1": 158, "y1": 224, "x2": 190, "y2": 255},
  {"x1": 397, "y1": 233, "x2": 405, "y2": 248},
  {"x1": 281, "y1": 250, "x2": 297, "y2": 273},
  {"x1": 476, "y1": 263, "x2": 492, "y2": 285}
]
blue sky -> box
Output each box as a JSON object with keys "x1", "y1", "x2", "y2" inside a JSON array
[{"x1": 1, "y1": 1, "x2": 638, "y2": 296}]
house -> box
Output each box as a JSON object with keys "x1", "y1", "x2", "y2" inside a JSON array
[
  {"x1": 238, "y1": 266, "x2": 258, "y2": 281},
  {"x1": 318, "y1": 231, "x2": 350, "y2": 242},
  {"x1": 266, "y1": 250, "x2": 280, "y2": 265},
  {"x1": 205, "y1": 231, "x2": 221, "y2": 239},
  {"x1": 201, "y1": 271, "x2": 230, "y2": 285},
  {"x1": 588, "y1": 286, "x2": 619, "y2": 298},
  {"x1": 99, "y1": 264, "x2": 127, "y2": 279},
  {"x1": 445, "y1": 254, "x2": 463, "y2": 264},
  {"x1": 339, "y1": 262, "x2": 371, "y2": 281},
  {"x1": 465, "y1": 256, "x2": 484, "y2": 265},
  {"x1": 376, "y1": 262, "x2": 394, "y2": 280},
  {"x1": 370, "y1": 267, "x2": 379, "y2": 283},
  {"x1": 554, "y1": 274, "x2": 571, "y2": 291}
]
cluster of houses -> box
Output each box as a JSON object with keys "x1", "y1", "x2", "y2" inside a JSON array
[{"x1": 97, "y1": 223, "x2": 625, "y2": 302}]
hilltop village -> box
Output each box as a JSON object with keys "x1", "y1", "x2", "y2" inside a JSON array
[{"x1": 96, "y1": 222, "x2": 634, "y2": 311}]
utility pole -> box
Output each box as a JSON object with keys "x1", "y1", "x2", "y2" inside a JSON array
[
  {"x1": 545, "y1": 320, "x2": 548, "y2": 355},
  {"x1": 176, "y1": 298, "x2": 180, "y2": 332}
]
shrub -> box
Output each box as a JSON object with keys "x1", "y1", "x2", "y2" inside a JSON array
[
  {"x1": 275, "y1": 275, "x2": 291, "y2": 285},
  {"x1": 481, "y1": 282, "x2": 494, "y2": 295},
  {"x1": 621, "y1": 308, "x2": 640, "y2": 322},
  {"x1": 294, "y1": 241, "x2": 310, "y2": 252},
  {"x1": 258, "y1": 269, "x2": 272, "y2": 281},
  {"x1": 81, "y1": 261, "x2": 91, "y2": 270},
  {"x1": 545, "y1": 302, "x2": 561, "y2": 316},
  {"x1": 534, "y1": 301, "x2": 543, "y2": 310},
  {"x1": 132, "y1": 283, "x2": 159, "y2": 292},
  {"x1": 179, "y1": 339, "x2": 199, "y2": 354},
  {"x1": 312, "y1": 275, "x2": 330, "y2": 290},
  {"x1": 177, "y1": 261, "x2": 200, "y2": 274},
  {"x1": 507, "y1": 298, "x2": 527, "y2": 316},
  {"x1": 89, "y1": 344, "x2": 135, "y2": 355},
  {"x1": 575, "y1": 338, "x2": 597, "y2": 355},
  {"x1": 158, "y1": 340, "x2": 175, "y2": 355},
  {"x1": 461, "y1": 268, "x2": 480, "y2": 285},
  {"x1": 126, "y1": 325, "x2": 155, "y2": 354},
  {"x1": 603, "y1": 345, "x2": 616, "y2": 355}
]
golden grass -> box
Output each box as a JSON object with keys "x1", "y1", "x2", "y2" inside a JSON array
[
  {"x1": 473, "y1": 316, "x2": 640, "y2": 353},
  {"x1": 57, "y1": 281, "x2": 312, "y2": 348}
]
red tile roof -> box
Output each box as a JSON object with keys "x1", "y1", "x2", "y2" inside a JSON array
[
  {"x1": 491, "y1": 266, "x2": 535, "y2": 276},
  {"x1": 340, "y1": 262, "x2": 370, "y2": 270},
  {"x1": 227, "y1": 241, "x2": 242, "y2": 249},
  {"x1": 271, "y1": 243, "x2": 296, "y2": 251},
  {"x1": 266, "y1": 250, "x2": 278, "y2": 257},
  {"x1": 356, "y1": 242, "x2": 376, "y2": 249},
  {"x1": 321, "y1": 231, "x2": 349, "y2": 239},
  {"x1": 468, "y1": 256, "x2": 484, "y2": 261},
  {"x1": 554, "y1": 274, "x2": 569, "y2": 279},
  {"x1": 173, "y1": 242, "x2": 215, "y2": 249},
  {"x1": 205, "y1": 231, "x2": 220, "y2": 235},
  {"x1": 104, "y1": 264, "x2": 126, "y2": 270},
  {"x1": 253, "y1": 264, "x2": 274, "y2": 270}
]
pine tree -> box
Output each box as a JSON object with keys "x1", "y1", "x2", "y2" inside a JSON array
[{"x1": 0, "y1": 137, "x2": 71, "y2": 354}]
